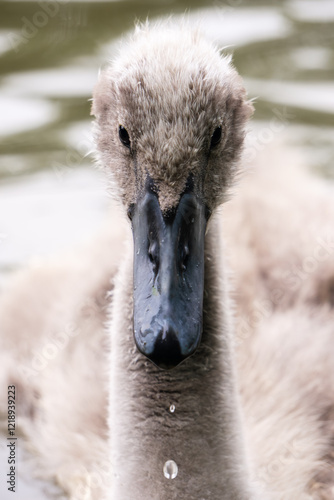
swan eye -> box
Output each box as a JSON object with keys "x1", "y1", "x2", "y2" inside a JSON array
[
  {"x1": 119, "y1": 125, "x2": 131, "y2": 148},
  {"x1": 127, "y1": 204, "x2": 134, "y2": 221},
  {"x1": 210, "y1": 126, "x2": 222, "y2": 149}
]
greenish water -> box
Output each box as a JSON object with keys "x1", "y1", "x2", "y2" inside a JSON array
[
  {"x1": 0, "y1": 0, "x2": 334, "y2": 277},
  {"x1": 0, "y1": 0, "x2": 333, "y2": 271},
  {"x1": 0, "y1": 1, "x2": 333, "y2": 497}
]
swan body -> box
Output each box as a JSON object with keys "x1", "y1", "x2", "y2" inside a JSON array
[{"x1": 1, "y1": 22, "x2": 334, "y2": 500}]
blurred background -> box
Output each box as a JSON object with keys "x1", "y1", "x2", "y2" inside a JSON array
[{"x1": 0, "y1": 0, "x2": 333, "y2": 292}]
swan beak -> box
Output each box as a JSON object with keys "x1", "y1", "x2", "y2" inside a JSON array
[{"x1": 131, "y1": 180, "x2": 207, "y2": 369}]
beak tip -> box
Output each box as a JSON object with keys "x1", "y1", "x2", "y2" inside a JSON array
[{"x1": 135, "y1": 326, "x2": 200, "y2": 370}]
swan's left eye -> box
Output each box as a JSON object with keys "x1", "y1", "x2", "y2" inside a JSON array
[
  {"x1": 210, "y1": 126, "x2": 222, "y2": 149},
  {"x1": 119, "y1": 125, "x2": 131, "y2": 148}
]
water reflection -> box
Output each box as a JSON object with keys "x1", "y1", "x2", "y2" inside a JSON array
[
  {"x1": 0, "y1": 1, "x2": 333, "y2": 276},
  {"x1": 0, "y1": 0, "x2": 332, "y2": 280}
]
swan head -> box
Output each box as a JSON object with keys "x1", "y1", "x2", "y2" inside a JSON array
[{"x1": 92, "y1": 23, "x2": 253, "y2": 369}]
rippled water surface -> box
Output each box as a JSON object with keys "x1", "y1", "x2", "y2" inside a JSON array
[
  {"x1": 0, "y1": 0, "x2": 333, "y2": 282},
  {"x1": 0, "y1": 1, "x2": 333, "y2": 494}
]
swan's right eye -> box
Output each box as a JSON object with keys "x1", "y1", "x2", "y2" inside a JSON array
[
  {"x1": 127, "y1": 204, "x2": 134, "y2": 221},
  {"x1": 119, "y1": 125, "x2": 131, "y2": 148}
]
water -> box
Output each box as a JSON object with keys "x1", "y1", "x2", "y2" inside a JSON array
[
  {"x1": 0, "y1": 0, "x2": 333, "y2": 497},
  {"x1": 163, "y1": 460, "x2": 178, "y2": 480},
  {"x1": 0, "y1": 0, "x2": 333, "y2": 287}
]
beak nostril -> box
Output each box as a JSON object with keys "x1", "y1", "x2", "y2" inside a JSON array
[
  {"x1": 148, "y1": 242, "x2": 159, "y2": 274},
  {"x1": 181, "y1": 244, "x2": 190, "y2": 271}
]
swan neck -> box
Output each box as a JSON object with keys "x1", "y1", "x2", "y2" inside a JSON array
[{"x1": 108, "y1": 217, "x2": 256, "y2": 499}]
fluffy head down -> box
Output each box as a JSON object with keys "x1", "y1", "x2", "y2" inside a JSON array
[{"x1": 92, "y1": 22, "x2": 253, "y2": 212}]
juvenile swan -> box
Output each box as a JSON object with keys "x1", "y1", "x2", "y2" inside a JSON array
[
  {"x1": 1, "y1": 23, "x2": 334, "y2": 500},
  {"x1": 93, "y1": 24, "x2": 255, "y2": 499}
]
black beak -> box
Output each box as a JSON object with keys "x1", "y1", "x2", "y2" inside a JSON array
[{"x1": 131, "y1": 178, "x2": 208, "y2": 369}]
